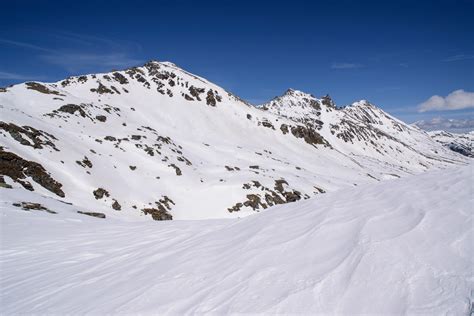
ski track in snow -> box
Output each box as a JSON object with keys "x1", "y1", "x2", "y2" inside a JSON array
[{"x1": 0, "y1": 164, "x2": 472, "y2": 314}]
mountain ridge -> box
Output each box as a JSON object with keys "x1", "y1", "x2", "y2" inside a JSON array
[{"x1": 0, "y1": 60, "x2": 469, "y2": 220}]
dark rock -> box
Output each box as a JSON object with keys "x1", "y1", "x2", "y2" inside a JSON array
[
  {"x1": 321, "y1": 94, "x2": 335, "y2": 108},
  {"x1": 0, "y1": 122, "x2": 58, "y2": 150},
  {"x1": 77, "y1": 211, "x2": 106, "y2": 219},
  {"x1": 189, "y1": 86, "x2": 205, "y2": 101},
  {"x1": 25, "y1": 82, "x2": 64, "y2": 96},
  {"x1": 112, "y1": 72, "x2": 129, "y2": 84},
  {"x1": 274, "y1": 179, "x2": 288, "y2": 193},
  {"x1": 0, "y1": 148, "x2": 65, "y2": 197},
  {"x1": 13, "y1": 201, "x2": 57, "y2": 214},
  {"x1": 90, "y1": 83, "x2": 114, "y2": 94},
  {"x1": 261, "y1": 121, "x2": 275, "y2": 129},
  {"x1": 169, "y1": 164, "x2": 182, "y2": 176},
  {"x1": 228, "y1": 202, "x2": 243, "y2": 213},
  {"x1": 206, "y1": 90, "x2": 217, "y2": 106},
  {"x1": 244, "y1": 194, "x2": 266, "y2": 210},
  {"x1": 76, "y1": 156, "x2": 93, "y2": 168},
  {"x1": 57, "y1": 104, "x2": 87, "y2": 117},
  {"x1": 93, "y1": 188, "x2": 110, "y2": 199},
  {"x1": 290, "y1": 125, "x2": 327, "y2": 146},
  {"x1": 104, "y1": 136, "x2": 117, "y2": 141},
  {"x1": 95, "y1": 115, "x2": 107, "y2": 122},
  {"x1": 142, "y1": 208, "x2": 173, "y2": 220},
  {"x1": 112, "y1": 200, "x2": 121, "y2": 211}
]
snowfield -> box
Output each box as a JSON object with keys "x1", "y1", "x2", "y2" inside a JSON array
[{"x1": 1, "y1": 163, "x2": 472, "y2": 315}]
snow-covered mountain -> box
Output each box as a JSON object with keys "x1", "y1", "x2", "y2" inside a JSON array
[
  {"x1": 0, "y1": 61, "x2": 468, "y2": 220},
  {"x1": 413, "y1": 116, "x2": 474, "y2": 133},
  {"x1": 428, "y1": 130, "x2": 474, "y2": 157}
]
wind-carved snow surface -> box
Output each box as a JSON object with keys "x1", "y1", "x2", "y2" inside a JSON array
[{"x1": 1, "y1": 164, "x2": 472, "y2": 314}]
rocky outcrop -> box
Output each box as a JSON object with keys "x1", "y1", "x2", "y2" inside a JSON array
[{"x1": 0, "y1": 148, "x2": 65, "y2": 197}]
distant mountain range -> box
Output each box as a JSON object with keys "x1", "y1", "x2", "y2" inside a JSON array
[
  {"x1": 0, "y1": 60, "x2": 469, "y2": 220},
  {"x1": 413, "y1": 116, "x2": 474, "y2": 133}
]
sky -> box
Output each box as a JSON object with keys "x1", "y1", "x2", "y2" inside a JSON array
[{"x1": 0, "y1": 0, "x2": 473, "y2": 127}]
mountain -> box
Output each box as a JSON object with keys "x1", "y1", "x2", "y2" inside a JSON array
[
  {"x1": 0, "y1": 61, "x2": 468, "y2": 220},
  {"x1": 413, "y1": 116, "x2": 474, "y2": 133},
  {"x1": 428, "y1": 130, "x2": 474, "y2": 157}
]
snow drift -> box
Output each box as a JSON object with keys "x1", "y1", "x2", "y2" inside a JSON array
[{"x1": 1, "y1": 163, "x2": 472, "y2": 314}]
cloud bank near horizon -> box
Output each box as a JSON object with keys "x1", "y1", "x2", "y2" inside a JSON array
[{"x1": 418, "y1": 89, "x2": 474, "y2": 112}]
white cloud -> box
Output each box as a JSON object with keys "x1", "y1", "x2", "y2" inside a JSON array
[
  {"x1": 418, "y1": 89, "x2": 474, "y2": 112},
  {"x1": 331, "y1": 62, "x2": 364, "y2": 69}
]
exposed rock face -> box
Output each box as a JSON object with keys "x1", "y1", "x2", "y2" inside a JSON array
[
  {"x1": 206, "y1": 90, "x2": 217, "y2": 106},
  {"x1": 290, "y1": 125, "x2": 327, "y2": 146},
  {"x1": 169, "y1": 164, "x2": 182, "y2": 176},
  {"x1": 95, "y1": 115, "x2": 107, "y2": 122},
  {"x1": 112, "y1": 200, "x2": 121, "y2": 211},
  {"x1": 227, "y1": 179, "x2": 305, "y2": 212},
  {"x1": 189, "y1": 86, "x2": 205, "y2": 101},
  {"x1": 57, "y1": 104, "x2": 87, "y2": 117},
  {"x1": 321, "y1": 94, "x2": 335, "y2": 108},
  {"x1": 0, "y1": 148, "x2": 65, "y2": 197},
  {"x1": 12, "y1": 201, "x2": 57, "y2": 214},
  {"x1": 93, "y1": 188, "x2": 110, "y2": 200},
  {"x1": 142, "y1": 208, "x2": 173, "y2": 220},
  {"x1": 77, "y1": 211, "x2": 106, "y2": 218},
  {"x1": 113, "y1": 72, "x2": 129, "y2": 84},
  {"x1": 0, "y1": 122, "x2": 58, "y2": 150},
  {"x1": 90, "y1": 82, "x2": 114, "y2": 94},
  {"x1": 25, "y1": 82, "x2": 64, "y2": 95}
]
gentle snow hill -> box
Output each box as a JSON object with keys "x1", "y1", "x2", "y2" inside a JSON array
[
  {"x1": 0, "y1": 164, "x2": 472, "y2": 314},
  {"x1": 0, "y1": 61, "x2": 469, "y2": 220}
]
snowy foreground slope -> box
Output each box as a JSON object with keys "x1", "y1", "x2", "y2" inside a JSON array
[
  {"x1": 0, "y1": 61, "x2": 468, "y2": 220},
  {"x1": 1, "y1": 164, "x2": 472, "y2": 314}
]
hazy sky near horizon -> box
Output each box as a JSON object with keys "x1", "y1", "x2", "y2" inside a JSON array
[{"x1": 0, "y1": 0, "x2": 473, "y2": 123}]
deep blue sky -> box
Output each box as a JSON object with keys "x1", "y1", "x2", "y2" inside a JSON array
[{"x1": 1, "y1": 0, "x2": 473, "y2": 123}]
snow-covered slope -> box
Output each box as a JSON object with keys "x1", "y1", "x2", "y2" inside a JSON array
[
  {"x1": 428, "y1": 130, "x2": 474, "y2": 157},
  {"x1": 1, "y1": 164, "x2": 472, "y2": 314},
  {"x1": 0, "y1": 61, "x2": 468, "y2": 220}
]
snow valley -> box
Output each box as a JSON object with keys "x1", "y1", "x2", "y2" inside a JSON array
[{"x1": 0, "y1": 60, "x2": 472, "y2": 314}]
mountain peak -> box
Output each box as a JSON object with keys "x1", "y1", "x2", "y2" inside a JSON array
[{"x1": 282, "y1": 88, "x2": 313, "y2": 98}]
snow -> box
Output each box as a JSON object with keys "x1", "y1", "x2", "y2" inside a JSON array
[{"x1": 1, "y1": 163, "x2": 472, "y2": 314}]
